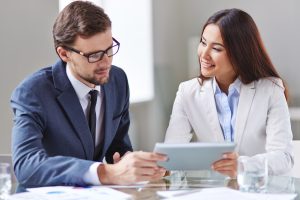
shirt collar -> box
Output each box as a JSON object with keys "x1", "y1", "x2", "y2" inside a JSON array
[
  {"x1": 213, "y1": 77, "x2": 241, "y2": 95},
  {"x1": 66, "y1": 63, "x2": 101, "y2": 100}
]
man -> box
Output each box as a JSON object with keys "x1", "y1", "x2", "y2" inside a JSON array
[{"x1": 11, "y1": 1, "x2": 166, "y2": 187}]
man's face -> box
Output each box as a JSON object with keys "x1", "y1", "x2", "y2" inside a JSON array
[{"x1": 66, "y1": 30, "x2": 113, "y2": 87}]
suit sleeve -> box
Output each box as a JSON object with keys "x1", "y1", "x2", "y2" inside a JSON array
[
  {"x1": 11, "y1": 85, "x2": 94, "y2": 187},
  {"x1": 165, "y1": 82, "x2": 194, "y2": 143}
]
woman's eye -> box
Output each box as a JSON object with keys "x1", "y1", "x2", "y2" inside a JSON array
[
  {"x1": 200, "y1": 41, "x2": 207, "y2": 46},
  {"x1": 213, "y1": 47, "x2": 222, "y2": 52}
]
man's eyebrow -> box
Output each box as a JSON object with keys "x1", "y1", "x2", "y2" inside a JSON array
[{"x1": 85, "y1": 42, "x2": 114, "y2": 55}]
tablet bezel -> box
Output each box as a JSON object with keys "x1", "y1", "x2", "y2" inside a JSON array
[{"x1": 153, "y1": 142, "x2": 236, "y2": 170}]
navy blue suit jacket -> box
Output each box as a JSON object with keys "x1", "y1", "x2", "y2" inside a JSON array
[{"x1": 11, "y1": 60, "x2": 132, "y2": 186}]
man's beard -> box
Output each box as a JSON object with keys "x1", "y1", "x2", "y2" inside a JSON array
[
  {"x1": 88, "y1": 76, "x2": 109, "y2": 86},
  {"x1": 77, "y1": 72, "x2": 110, "y2": 86}
]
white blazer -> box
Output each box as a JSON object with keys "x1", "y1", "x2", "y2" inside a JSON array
[{"x1": 165, "y1": 77, "x2": 294, "y2": 175}]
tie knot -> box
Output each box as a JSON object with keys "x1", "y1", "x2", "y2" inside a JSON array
[{"x1": 89, "y1": 90, "x2": 98, "y2": 103}]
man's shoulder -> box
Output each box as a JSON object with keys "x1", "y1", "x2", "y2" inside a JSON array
[
  {"x1": 19, "y1": 67, "x2": 52, "y2": 88},
  {"x1": 14, "y1": 61, "x2": 64, "y2": 92},
  {"x1": 108, "y1": 65, "x2": 128, "y2": 84},
  {"x1": 110, "y1": 65, "x2": 127, "y2": 77}
]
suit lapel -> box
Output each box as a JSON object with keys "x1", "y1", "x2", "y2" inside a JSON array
[
  {"x1": 234, "y1": 81, "x2": 256, "y2": 150},
  {"x1": 53, "y1": 61, "x2": 94, "y2": 160},
  {"x1": 101, "y1": 82, "x2": 114, "y2": 158},
  {"x1": 199, "y1": 79, "x2": 224, "y2": 142}
]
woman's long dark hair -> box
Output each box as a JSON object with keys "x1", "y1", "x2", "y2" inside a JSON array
[{"x1": 199, "y1": 8, "x2": 288, "y2": 100}]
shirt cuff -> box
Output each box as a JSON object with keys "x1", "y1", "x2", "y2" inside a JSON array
[{"x1": 83, "y1": 162, "x2": 102, "y2": 185}]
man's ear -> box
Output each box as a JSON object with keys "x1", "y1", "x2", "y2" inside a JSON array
[{"x1": 56, "y1": 47, "x2": 70, "y2": 62}]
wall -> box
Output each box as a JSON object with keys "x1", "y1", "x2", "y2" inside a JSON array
[{"x1": 0, "y1": 0, "x2": 58, "y2": 154}]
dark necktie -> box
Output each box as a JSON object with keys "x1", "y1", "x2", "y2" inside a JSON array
[{"x1": 88, "y1": 90, "x2": 98, "y2": 145}]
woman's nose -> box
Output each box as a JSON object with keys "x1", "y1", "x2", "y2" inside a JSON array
[{"x1": 201, "y1": 46, "x2": 210, "y2": 59}]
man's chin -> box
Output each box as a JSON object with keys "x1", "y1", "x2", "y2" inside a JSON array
[{"x1": 91, "y1": 76, "x2": 109, "y2": 85}]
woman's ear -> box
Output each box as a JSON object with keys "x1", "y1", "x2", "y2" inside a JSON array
[{"x1": 56, "y1": 47, "x2": 70, "y2": 62}]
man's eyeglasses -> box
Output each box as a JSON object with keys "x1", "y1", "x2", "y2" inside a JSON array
[{"x1": 63, "y1": 37, "x2": 120, "y2": 63}]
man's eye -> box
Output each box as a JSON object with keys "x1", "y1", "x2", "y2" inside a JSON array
[{"x1": 90, "y1": 52, "x2": 101, "y2": 59}]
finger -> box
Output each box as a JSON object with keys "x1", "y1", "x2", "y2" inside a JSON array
[
  {"x1": 135, "y1": 167, "x2": 166, "y2": 176},
  {"x1": 212, "y1": 160, "x2": 236, "y2": 170},
  {"x1": 113, "y1": 152, "x2": 121, "y2": 163},
  {"x1": 122, "y1": 154, "x2": 163, "y2": 169},
  {"x1": 134, "y1": 151, "x2": 168, "y2": 161},
  {"x1": 148, "y1": 170, "x2": 167, "y2": 181},
  {"x1": 134, "y1": 168, "x2": 167, "y2": 182},
  {"x1": 212, "y1": 157, "x2": 234, "y2": 166},
  {"x1": 222, "y1": 152, "x2": 238, "y2": 159},
  {"x1": 213, "y1": 164, "x2": 235, "y2": 171},
  {"x1": 212, "y1": 159, "x2": 232, "y2": 167},
  {"x1": 133, "y1": 159, "x2": 164, "y2": 169},
  {"x1": 216, "y1": 170, "x2": 236, "y2": 178}
]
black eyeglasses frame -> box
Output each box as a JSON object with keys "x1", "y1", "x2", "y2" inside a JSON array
[{"x1": 63, "y1": 37, "x2": 120, "y2": 63}]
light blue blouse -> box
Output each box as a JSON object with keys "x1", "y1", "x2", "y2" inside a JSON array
[{"x1": 213, "y1": 78, "x2": 241, "y2": 142}]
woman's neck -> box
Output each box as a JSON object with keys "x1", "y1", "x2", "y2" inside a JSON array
[{"x1": 216, "y1": 75, "x2": 237, "y2": 95}]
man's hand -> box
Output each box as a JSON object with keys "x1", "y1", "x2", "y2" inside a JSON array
[
  {"x1": 98, "y1": 151, "x2": 167, "y2": 185},
  {"x1": 112, "y1": 152, "x2": 121, "y2": 163},
  {"x1": 113, "y1": 151, "x2": 131, "y2": 163},
  {"x1": 211, "y1": 152, "x2": 238, "y2": 178}
]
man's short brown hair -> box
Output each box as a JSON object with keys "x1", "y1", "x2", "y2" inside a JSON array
[{"x1": 53, "y1": 1, "x2": 111, "y2": 49}]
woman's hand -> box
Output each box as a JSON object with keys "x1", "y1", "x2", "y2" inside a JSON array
[{"x1": 211, "y1": 152, "x2": 239, "y2": 178}]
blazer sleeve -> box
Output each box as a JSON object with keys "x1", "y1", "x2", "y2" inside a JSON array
[
  {"x1": 165, "y1": 82, "x2": 194, "y2": 143},
  {"x1": 244, "y1": 80, "x2": 294, "y2": 175},
  {"x1": 11, "y1": 84, "x2": 94, "y2": 187},
  {"x1": 263, "y1": 81, "x2": 294, "y2": 175}
]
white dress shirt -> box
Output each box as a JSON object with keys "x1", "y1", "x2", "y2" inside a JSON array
[{"x1": 66, "y1": 64, "x2": 102, "y2": 185}]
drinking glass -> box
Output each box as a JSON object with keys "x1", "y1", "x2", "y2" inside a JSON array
[
  {"x1": 0, "y1": 163, "x2": 12, "y2": 199},
  {"x1": 237, "y1": 156, "x2": 268, "y2": 193}
]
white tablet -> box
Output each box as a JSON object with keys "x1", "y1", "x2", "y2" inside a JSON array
[{"x1": 153, "y1": 142, "x2": 235, "y2": 170}]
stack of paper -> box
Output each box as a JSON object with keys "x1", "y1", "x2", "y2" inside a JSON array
[
  {"x1": 8, "y1": 186, "x2": 131, "y2": 200},
  {"x1": 157, "y1": 187, "x2": 297, "y2": 200}
]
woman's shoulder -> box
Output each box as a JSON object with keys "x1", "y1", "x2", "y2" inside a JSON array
[
  {"x1": 179, "y1": 78, "x2": 199, "y2": 87},
  {"x1": 175, "y1": 78, "x2": 213, "y2": 99},
  {"x1": 255, "y1": 77, "x2": 284, "y2": 90},
  {"x1": 178, "y1": 77, "x2": 207, "y2": 93},
  {"x1": 179, "y1": 77, "x2": 212, "y2": 88}
]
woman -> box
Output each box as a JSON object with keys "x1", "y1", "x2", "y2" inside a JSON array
[{"x1": 165, "y1": 8, "x2": 293, "y2": 178}]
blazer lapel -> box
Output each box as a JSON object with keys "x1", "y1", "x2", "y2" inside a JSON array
[
  {"x1": 53, "y1": 61, "x2": 94, "y2": 160},
  {"x1": 101, "y1": 83, "x2": 114, "y2": 158},
  {"x1": 234, "y1": 81, "x2": 256, "y2": 150},
  {"x1": 199, "y1": 79, "x2": 224, "y2": 142}
]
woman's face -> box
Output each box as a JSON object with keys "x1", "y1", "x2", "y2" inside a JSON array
[{"x1": 198, "y1": 24, "x2": 236, "y2": 84}]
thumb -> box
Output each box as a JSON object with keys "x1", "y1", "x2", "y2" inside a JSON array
[{"x1": 113, "y1": 152, "x2": 121, "y2": 163}]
